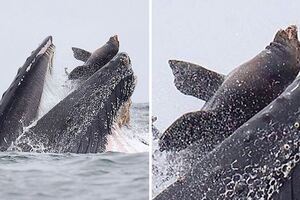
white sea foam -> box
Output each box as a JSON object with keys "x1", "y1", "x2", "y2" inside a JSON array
[
  {"x1": 107, "y1": 124, "x2": 148, "y2": 153},
  {"x1": 152, "y1": 133, "x2": 182, "y2": 196},
  {"x1": 37, "y1": 58, "x2": 72, "y2": 119}
]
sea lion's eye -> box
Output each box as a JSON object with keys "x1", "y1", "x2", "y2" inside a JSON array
[{"x1": 294, "y1": 122, "x2": 300, "y2": 129}]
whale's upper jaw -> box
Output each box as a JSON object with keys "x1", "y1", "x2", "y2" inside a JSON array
[
  {"x1": 0, "y1": 36, "x2": 55, "y2": 118},
  {"x1": 24, "y1": 37, "x2": 56, "y2": 77},
  {"x1": 17, "y1": 36, "x2": 55, "y2": 79}
]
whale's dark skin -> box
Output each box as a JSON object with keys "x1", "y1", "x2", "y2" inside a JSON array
[
  {"x1": 0, "y1": 36, "x2": 54, "y2": 151},
  {"x1": 15, "y1": 53, "x2": 136, "y2": 153},
  {"x1": 272, "y1": 162, "x2": 300, "y2": 200},
  {"x1": 154, "y1": 73, "x2": 300, "y2": 199},
  {"x1": 68, "y1": 35, "x2": 119, "y2": 80},
  {"x1": 159, "y1": 26, "x2": 300, "y2": 152}
]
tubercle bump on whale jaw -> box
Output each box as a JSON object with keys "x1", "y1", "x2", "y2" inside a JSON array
[{"x1": 117, "y1": 52, "x2": 131, "y2": 66}]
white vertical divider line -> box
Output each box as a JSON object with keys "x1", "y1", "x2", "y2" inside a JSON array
[{"x1": 149, "y1": 0, "x2": 153, "y2": 199}]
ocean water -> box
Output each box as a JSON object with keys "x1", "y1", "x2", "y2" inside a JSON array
[{"x1": 0, "y1": 104, "x2": 149, "y2": 200}]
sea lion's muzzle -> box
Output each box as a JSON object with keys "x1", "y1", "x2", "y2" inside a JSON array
[{"x1": 286, "y1": 25, "x2": 298, "y2": 40}]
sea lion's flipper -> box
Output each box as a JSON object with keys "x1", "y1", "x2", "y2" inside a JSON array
[
  {"x1": 159, "y1": 110, "x2": 223, "y2": 152},
  {"x1": 71, "y1": 47, "x2": 92, "y2": 62},
  {"x1": 169, "y1": 60, "x2": 225, "y2": 101}
]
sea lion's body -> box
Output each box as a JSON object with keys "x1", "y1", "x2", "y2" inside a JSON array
[
  {"x1": 159, "y1": 26, "x2": 300, "y2": 152},
  {"x1": 68, "y1": 35, "x2": 119, "y2": 81}
]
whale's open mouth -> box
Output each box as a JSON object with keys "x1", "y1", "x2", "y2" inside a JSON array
[{"x1": 0, "y1": 36, "x2": 57, "y2": 151}]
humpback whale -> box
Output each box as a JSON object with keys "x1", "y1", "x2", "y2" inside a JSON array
[
  {"x1": 68, "y1": 35, "x2": 119, "y2": 81},
  {"x1": 0, "y1": 36, "x2": 54, "y2": 151},
  {"x1": 68, "y1": 35, "x2": 131, "y2": 127},
  {"x1": 154, "y1": 71, "x2": 300, "y2": 200},
  {"x1": 159, "y1": 25, "x2": 300, "y2": 152},
  {"x1": 14, "y1": 53, "x2": 136, "y2": 153}
]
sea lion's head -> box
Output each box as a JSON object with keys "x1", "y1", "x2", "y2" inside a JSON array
[
  {"x1": 273, "y1": 25, "x2": 300, "y2": 68},
  {"x1": 108, "y1": 35, "x2": 120, "y2": 49}
]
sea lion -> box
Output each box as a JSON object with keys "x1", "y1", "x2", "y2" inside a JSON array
[
  {"x1": 159, "y1": 25, "x2": 300, "y2": 152},
  {"x1": 68, "y1": 35, "x2": 119, "y2": 80}
]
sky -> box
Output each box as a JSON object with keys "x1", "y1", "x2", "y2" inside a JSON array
[
  {"x1": 0, "y1": 0, "x2": 149, "y2": 103},
  {"x1": 153, "y1": 0, "x2": 300, "y2": 130}
]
